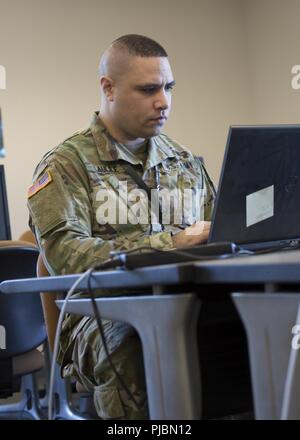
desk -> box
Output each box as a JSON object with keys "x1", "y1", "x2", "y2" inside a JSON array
[
  {"x1": 232, "y1": 292, "x2": 300, "y2": 419},
  {"x1": 57, "y1": 294, "x2": 201, "y2": 420},
  {"x1": 2, "y1": 249, "x2": 300, "y2": 294},
  {"x1": 1, "y1": 248, "x2": 300, "y2": 419}
]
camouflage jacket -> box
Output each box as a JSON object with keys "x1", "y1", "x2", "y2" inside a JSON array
[{"x1": 27, "y1": 112, "x2": 215, "y2": 364}]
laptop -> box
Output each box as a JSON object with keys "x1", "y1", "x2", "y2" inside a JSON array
[
  {"x1": 111, "y1": 125, "x2": 300, "y2": 268},
  {"x1": 0, "y1": 108, "x2": 5, "y2": 158},
  {"x1": 208, "y1": 125, "x2": 300, "y2": 251}
]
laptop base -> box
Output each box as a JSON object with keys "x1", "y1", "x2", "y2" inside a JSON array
[{"x1": 113, "y1": 242, "x2": 240, "y2": 269}]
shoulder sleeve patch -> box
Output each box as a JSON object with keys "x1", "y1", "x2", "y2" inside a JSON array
[{"x1": 27, "y1": 170, "x2": 53, "y2": 199}]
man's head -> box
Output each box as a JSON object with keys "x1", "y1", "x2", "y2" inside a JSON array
[{"x1": 99, "y1": 34, "x2": 175, "y2": 145}]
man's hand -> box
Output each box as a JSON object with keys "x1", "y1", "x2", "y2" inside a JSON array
[{"x1": 172, "y1": 221, "x2": 211, "y2": 248}]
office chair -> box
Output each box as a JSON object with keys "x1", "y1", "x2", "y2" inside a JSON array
[
  {"x1": 18, "y1": 230, "x2": 98, "y2": 419},
  {"x1": 0, "y1": 241, "x2": 47, "y2": 420},
  {"x1": 37, "y1": 254, "x2": 98, "y2": 420},
  {"x1": 18, "y1": 230, "x2": 37, "y2": 244}
]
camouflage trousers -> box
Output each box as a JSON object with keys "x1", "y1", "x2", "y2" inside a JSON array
[{"x1": 67, "y1": 317, "x2": 149, "y2": 420}]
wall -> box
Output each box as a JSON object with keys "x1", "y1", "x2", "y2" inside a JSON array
[
  {"x1": 243, "y1": 0, "x2": 300, "y2": 124},
  {"x1": 0, "y1": 0, "x2": 254, "y2": 237}
]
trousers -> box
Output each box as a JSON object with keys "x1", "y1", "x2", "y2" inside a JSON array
[{"x1": 68, "y1": 317, "x2": 148, "y2": 419}]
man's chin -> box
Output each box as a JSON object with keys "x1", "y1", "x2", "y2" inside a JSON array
[{"x1": 142, "y1": 126, "x2": 163, "y2": 138}]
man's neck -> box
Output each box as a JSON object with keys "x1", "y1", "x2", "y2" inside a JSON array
[
  {"x1": 99, "y1": 112, "x2": 146, "y2": 151},
  {"x1": 127, "y1": 138, "x2": 148, "y2": 155}
]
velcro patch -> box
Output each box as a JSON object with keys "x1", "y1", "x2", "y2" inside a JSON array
[{"x1": 27, "y1": 170, "x2": 53, "y2": 199}]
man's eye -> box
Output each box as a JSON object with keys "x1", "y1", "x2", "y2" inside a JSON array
[
  {"x1": 141, "y1": 88, "x2": 155, "y2": 94},
  {"x1": 166, "y1": 85, "x2": 174, "y2": 92}
]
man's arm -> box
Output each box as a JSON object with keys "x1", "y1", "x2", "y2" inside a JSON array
[
  {"x1": 172, "y1": 221, "x2": 211, "y2": 248},
  {"x1": 171, "y1": 157, "x2": 214, "y2": 248},
  {"x1": 28, "y1": 150, "x2": 175, "y2": 276}
]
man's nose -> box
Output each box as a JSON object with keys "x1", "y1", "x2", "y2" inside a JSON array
[{"x1": 154, "y1": 89, "x2": 169, "y2": 110}]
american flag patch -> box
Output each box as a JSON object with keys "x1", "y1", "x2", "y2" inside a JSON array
[{"x1": 27, "y1": 170, "x2": 53, "y2": 199}]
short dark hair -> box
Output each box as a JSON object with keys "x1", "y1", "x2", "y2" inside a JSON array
[{"x1": 112, "y1": 34, "x2": 168, "y2": 57}]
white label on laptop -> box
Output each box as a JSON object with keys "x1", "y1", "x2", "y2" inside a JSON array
[{"x1": 246, "y1": 185, "x2": 274, "y2": 227}]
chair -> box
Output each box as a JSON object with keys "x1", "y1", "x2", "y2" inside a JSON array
[
  {"x1": 17, "y1": 230, "x2": 97, "y2": 419},
  {"x1": 18, "y1": 230, "x2": 37, "y2": 245},
  {"x1": 0, "y1": 241, "x2": 47, "y2": 419},
  {"x1": 37, "y1": 254, "x2": 98, "y2": 420}
]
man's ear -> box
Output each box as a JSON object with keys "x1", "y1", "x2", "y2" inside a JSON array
[{"x1": 100, "y1": 76, "x2": 114, "y2": 101}]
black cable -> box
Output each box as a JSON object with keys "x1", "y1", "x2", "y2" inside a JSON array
[
  {"x1": 85, "y1": 268, "x2": 143, "y2": 412},
  {"x1": 95, "y1": 245, "x2": 253, "y2": 269},
  {"x1": 93, "y1": 241, "x2": 300, "y2": 276},
  {"x1": 109, "y1": 246, "x2": 155, "y2": 258},
  {"x1": 104, "y1": 240, "x2": 300, "y2": 268},
  {"x1": 246, "y1": 241, "x2": 300, "y2": 255}
]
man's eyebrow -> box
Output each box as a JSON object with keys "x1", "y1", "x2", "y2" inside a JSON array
[{"x1": 136, "y1": 80, "x2": 176, "y2": 88}]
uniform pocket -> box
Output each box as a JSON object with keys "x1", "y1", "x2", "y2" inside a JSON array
[{"x1": 94, "y1": 385, "x2": 125, "y2": 419}]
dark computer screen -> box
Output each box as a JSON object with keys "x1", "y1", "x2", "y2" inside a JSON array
[
  {"x1": 0, "y1": 165, "x2": 11, "y2": 240},
  {"x1": 0, "y1": 108, "x2": 5, "y2": 158},
  {"x1": 209, "y1": 125, "x2": 300, "y2": 245}
]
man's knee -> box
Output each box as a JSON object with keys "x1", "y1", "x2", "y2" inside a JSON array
[
  {"x1": 72, "y1": 320, "x2": 148, "y2": 419},
  {"x1": 93, "y1": 334, "x2": 148, "y2": 419},
  {"x1": 93, "y1": 382, "x2": 148, "y2": 420}
]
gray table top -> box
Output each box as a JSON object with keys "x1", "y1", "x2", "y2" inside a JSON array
[{"x1": 1, "y1": 248, "x2": 300, "y2": 295}]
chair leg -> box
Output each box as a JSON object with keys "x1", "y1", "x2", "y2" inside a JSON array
[
  {"x1": 41, "y1": 344, "x2": 98, "y2": 420},
  {"x1": 50, "y1": 362, "x2": 96, "y2": 420},
  {"x1": 0, "y1": 373, "x2": 46, "y2": 420},
  {"x1": 38, "y1": 344, "x2": 51, "y2": 411}
]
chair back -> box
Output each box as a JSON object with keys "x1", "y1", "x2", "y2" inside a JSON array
[
  {"x1": 17, "y1": 231, "x2": 60, "y2": 351},
  {"x1": 18, "y1": 230, "x2": 36, "y2": 245},
  {"x1": 37, "y1": 255, "x2": 60, "y2": 352},
  {"x1": 0, "y1": 241, "x2": 47, "y2": 358}
]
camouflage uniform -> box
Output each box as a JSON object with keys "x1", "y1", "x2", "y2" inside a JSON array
[{"x1": 27, "y1": 112, "x2": 215, "y2": 419}]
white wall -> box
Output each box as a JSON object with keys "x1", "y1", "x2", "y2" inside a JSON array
[
  {"x1": 243, "y1": 0, "x2": 300, "y2": 124},
  {"x1": 0, "y1": 0, "x2": 255, "y2": 238}
]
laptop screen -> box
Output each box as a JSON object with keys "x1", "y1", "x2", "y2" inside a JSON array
[
  {"x1": 209, "y1": 125, "x2": 300, "y2": 245},
  {"x1": 0, "y1": 108, "x2": 4, "y2": 158},
  {"x1": 0, "y1": 165, "x2": 11, "y2": 240}
]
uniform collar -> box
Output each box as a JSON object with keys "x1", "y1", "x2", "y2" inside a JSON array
[
  {"x1": 147, "y1": 136, "x2": 175, "y2": 169},
  {"x1": 90, "y1": 112, "x2": 175, "y2": 167}
]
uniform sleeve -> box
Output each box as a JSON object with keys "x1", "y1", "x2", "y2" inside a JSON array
[
  {"x1": 185, "y1": 155, "x2": 216, "y2": 222},
  {"x1": 201, "y1": 163, "x2": 216, "y2": 221},
  {"x1": 28, "y1": 151, "x2": 174, "y2": 276}
]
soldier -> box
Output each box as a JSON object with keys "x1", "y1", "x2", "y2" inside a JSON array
[{"x1": 27, "y1": 34, "x2": 215, "y2": 419}]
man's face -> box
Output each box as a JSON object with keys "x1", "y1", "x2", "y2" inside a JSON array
[{"x1": 107, "y1": 56, "x2": 175, "y2": 141}]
